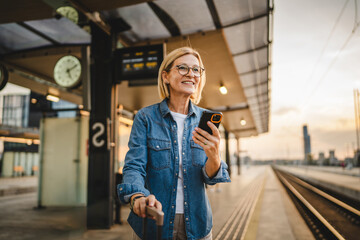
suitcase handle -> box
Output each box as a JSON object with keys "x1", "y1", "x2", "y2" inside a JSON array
[{"x1": 146, "y1": 206, "x2": 164, "y2": 226}]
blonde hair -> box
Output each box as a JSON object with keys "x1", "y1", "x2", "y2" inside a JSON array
[{"x1": 157, "y1": 47, "x2": 206, "y2": 104}]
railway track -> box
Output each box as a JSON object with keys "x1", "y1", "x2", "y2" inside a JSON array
[{"x1": 273, "y1": 167, "x2": 360, "y2": 240}]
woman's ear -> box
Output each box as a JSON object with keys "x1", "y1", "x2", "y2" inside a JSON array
[{"x1": 162, "y1": 71, "x2": 169, "y2": 84}]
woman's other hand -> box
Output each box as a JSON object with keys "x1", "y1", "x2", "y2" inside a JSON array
[
  {"x1": 192, "y1": 122, "x2": 221, "y2": 177},
  {"x1": 131, "y1": 194, "x2": 162, "y2": 219}
]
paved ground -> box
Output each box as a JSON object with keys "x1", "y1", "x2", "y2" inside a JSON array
[
  {"x1": 0, "y1": 176, "x2": 37, "y2": 197},
  {"x1": 0, "y1": 192, "x2": 133, "y2": 240},
  {"x1": 245, "y1": 167, "x2": 314, "y2": 240},
  {"x1": 0, "y1": 166, "x2": 315, "y2": 240}
]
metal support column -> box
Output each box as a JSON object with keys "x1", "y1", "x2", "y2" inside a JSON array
[
  {"x1": 236, "y1": 138, "x2": 241, "y2": 175},
  {"x1": 87, "y1": 22, "x2": 114, "y2": 229},
  {"x1": 225, "y1": 130, "x2": 231, "y2": 177}
]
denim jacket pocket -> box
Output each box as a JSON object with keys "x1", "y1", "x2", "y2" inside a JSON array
[
  {"x1": 147, "y1": 138, "x2": 171, "y2": 170},
  {"x1": 190, "y1": 140, "x2": 207, "y2": 167}
]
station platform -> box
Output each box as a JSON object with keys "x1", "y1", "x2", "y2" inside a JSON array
[
  {"x1": 0, "y1": 166, "x2": 314, "y2": 240},
  {"x1": 277, "y1": 165, "x2": 360, "y2": 201},
  {"x1": 0, "y1": 176, "x2": 37, "y2": 197}
]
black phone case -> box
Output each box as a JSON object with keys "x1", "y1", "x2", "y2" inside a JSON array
[{"x1": 198, "y1": 111, "x2": 222, "y2": 135}]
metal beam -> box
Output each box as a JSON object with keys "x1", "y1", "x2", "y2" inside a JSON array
[
  {"x1": 3, "y1": 61, "x2": 81, "y2": 96},
  {"x1": 17, "y1": 22, "x2": 60, "y2": 45},
  {"x1": 1, "y1": 44, "x2": 87, "y2": 59},
  {"x1": 225, "y1": 130, "x2": 231, "y2": 176},
  {"x1": 210, "y1": 104, "x2": 249, "y2": 112},
  {"x1": 239, "y1": 65, "x2": 270, "y2": 76},
  {"x1": 224, "y1": 12, "x2": 269, "y2": 28},
  {"x1": 147, "y1": 2, "x2": 180, "y2": 37},
  {"x1": 236, "y1": 138, "x2": 241, "y2": 175},
  {"x1": 246, "y1": 91, "x2": 269, "y2": 99},
  {"x1": 87, "y1": 22, "x2": 114, "y2": 229},
  {"x1": 243, "y1": 81, "x2": 267, "y2": 90},
  {"x1": 233, "y1": 43, "x2": 270, "y2": 57},
  {"x1": 69, "y1": 0, "x2": 111, "y2": 36},
  {"x1": 0, "y1": 44, "x2": 12, "y2": 54},
  {"x1": 4, "y1": 61, "x2": 55, "y2": 84},
  {"x1": 205, "y1": 0, "x2": 221, "y2": 29},
  {"x1": 231, "y1": 127, "x2": 257, "y2": 132}
]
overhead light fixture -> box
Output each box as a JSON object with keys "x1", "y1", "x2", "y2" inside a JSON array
[
  {"x1": 0, "y1": 136, "x2": 40, "y2": 145},
  {"x1": 46, "y1": 94, "x2": 60, "y2": 102},
  {"x1": 240, "y1": 118, "x2": 246, "y2": 126},
  {"x1": 31, "y1": 98, "x2": 37, "y2": 104},
  {"x1": 219, "y1": 82, "x2": 228, "y2": 95},
  {"x1": 80, "y1": 110, "x2": 90, "y2": 117}
]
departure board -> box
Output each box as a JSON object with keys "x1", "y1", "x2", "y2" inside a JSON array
[{"x1": 114, "y1": 44, "x2": 164, "y2": 83}]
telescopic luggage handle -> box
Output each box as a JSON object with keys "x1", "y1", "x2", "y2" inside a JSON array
[
  {"x1": 143, "y1": 206, "x2": 164, "y2": 240},
  {"x1": 146, "y1": 206, "x2": 164, "y2": 226}
]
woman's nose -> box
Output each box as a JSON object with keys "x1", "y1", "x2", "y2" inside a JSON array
[{"x1": 186, "y1": 68, "x2": 195, "y2": 77}]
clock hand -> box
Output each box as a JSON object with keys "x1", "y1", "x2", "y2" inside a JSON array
[
  {"x1": 66, "y1": 68, "x2": 72, "y2": 79},
  {"x1": 69, "y1": 64, "x2": 78, "y2": 71}
]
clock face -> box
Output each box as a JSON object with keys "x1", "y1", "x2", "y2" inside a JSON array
[
  {"x1": 54, "y1": 55, "x2": 82, "y2": 88},
  {"x1": 56, "y1": 6, "x2": 79, "y2": 24}
]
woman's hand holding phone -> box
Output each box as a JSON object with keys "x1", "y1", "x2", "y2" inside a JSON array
[{"x1": 192, "y1": 121, "x2": 221, "y2": 178}]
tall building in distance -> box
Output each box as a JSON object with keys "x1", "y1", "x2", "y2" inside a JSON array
[
  {"x1": 318, "y1": 152, "x2": 325, "y2": 166},
  {"x1": 303, "y1": 125, "x2": 311, "y2": 163}
]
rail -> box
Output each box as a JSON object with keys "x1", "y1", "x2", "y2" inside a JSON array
[{"x1": 273, "y1": 166, "x2": 360, "y2": 240}]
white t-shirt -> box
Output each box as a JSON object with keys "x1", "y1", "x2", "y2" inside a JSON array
[{"x1": 170, "y1": 111, "x2": 187, "y2": 214}]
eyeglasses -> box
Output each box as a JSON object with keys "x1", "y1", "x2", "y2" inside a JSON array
[{"x1": 170, "y1": 64, "x2": 205, "y2": 77}]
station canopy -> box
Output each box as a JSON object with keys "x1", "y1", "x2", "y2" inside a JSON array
[{"x1": 0, "y1": 0, "x2": 273, "y2": 138}]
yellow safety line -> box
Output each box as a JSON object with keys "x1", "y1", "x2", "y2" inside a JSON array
[
  {"x1": 239, "y1": 172, "x2": 268, "y2": 240},
  {"x1": 227, "y1": 187, "x2": 255, "y2": 240},
  {"x1": 215, "y1": 182, "x2": 257, "y2": 240},
  {"x1": 234, "y1": 182, "x2": 261, "y2": 240},
  {"x1": 215, "y1": 178, "x2": 261, "y2": 240}
]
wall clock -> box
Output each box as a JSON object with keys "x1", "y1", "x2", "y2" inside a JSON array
[
  {"x1": 53, "y1": 55, "x2": 82, "y2": 88},
  {"x1": 56, "y1": 6, "x2": 79, "y2": 24}
]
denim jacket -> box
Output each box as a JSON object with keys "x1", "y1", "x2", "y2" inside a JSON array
[{"x1": 118, "y1": 99, "x2": 231, "y2": 240}]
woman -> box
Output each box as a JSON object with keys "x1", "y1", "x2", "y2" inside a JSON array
[{"x1": 118, "y1": 47, "x2": 231, "y2": 240}]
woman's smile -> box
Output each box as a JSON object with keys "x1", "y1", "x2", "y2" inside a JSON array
[{"x1": 165, "y1": 54, "x2": 200, "y2": 96}]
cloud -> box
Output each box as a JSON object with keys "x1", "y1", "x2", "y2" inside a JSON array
[
  {"x1": 336, "y1": 118, "x2": 354, "y2": 128},
  {"x1": 273, "y1": 106, "x2": 299, "y2": 116}
]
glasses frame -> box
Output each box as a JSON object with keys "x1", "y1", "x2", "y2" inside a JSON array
[{"x1": 170, "y1": 64, "x2": 205, "y2": 77}]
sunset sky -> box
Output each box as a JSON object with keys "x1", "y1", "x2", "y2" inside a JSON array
[
  {"x1": 241, "y1": 0, "x2": 360, "y2": 161},
  {"x1": 2, "y1": 0, "x2": 359, "y2": 161}
]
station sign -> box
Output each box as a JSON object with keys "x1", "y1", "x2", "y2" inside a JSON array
[
  {"x1": 114, "y1": 44, "x2": 164, "y2": 85},
  {"x1": 89, "y1": 119, "x2": 107, "y2": 152}
]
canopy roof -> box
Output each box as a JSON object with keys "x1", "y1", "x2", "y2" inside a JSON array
[{"x1": 0, "y1": 0, "x2": 273, "y2": 138}]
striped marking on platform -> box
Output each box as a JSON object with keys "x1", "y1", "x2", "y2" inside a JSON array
[{"x1": 215, "y1": 172, "x2": 267, "y2": 240}]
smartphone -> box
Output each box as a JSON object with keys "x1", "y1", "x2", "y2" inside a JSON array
[{"x1": 198, "y1": 111, "x2": 223, "y2": 135}]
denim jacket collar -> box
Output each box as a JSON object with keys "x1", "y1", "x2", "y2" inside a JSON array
[{"x1": 159, "y1": 98, "x2": 198, "y2": 118}]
